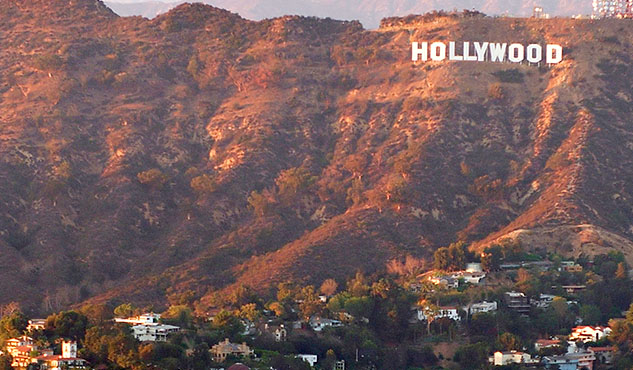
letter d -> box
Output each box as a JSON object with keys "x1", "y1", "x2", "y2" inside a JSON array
[{"x1": 546, "y1": 44, "x2": 563, "y2": 64}]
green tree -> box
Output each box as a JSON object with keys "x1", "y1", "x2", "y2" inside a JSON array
[
  {"x1": 113, "y1": 303, "x2": 136, "y2": 318},
  {"x1": 579, "y1": 304, "x2": 601, "y2": 325},
  {"x1": 454, "y1": 342, "x2": 489, "y2": 370},
  {"x1": 137, "y1": 168, "x2": 168, "y2": 189},
  {"x1": 497, "y1": 332, "x2": 521, "y2": 351},
  {"x1": 190, "y1": 174, "x2": 216, "y2": 194},
  {"x1": 45, "y1": 311, "x2": 88, "y2": 340},
  {"x1": 0, "y1": 311, "x2": 28, "y2": 341}
]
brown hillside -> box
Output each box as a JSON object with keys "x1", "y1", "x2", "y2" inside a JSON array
[{"x1": 1, "y1": 1, "x2": 633, "y2": 313}]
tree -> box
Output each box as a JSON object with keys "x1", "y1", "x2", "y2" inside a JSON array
[
  {"x1": 551, "y1": 297, "x2": 568, "y2": 329},
  {"x1": 0, "y1": 355, "x2": 12, "y2": 370},
  {"x1": 433, "y1": 247, "x2": 452, "y2": 271},
  {"x1": 579, "y1": 304, "x2": 601, "y2": 326},
  {"x1": 275, "y1": 166, "x2": 315, "y2": 205},
  {"x1": 238, "y1": 303, "x2": 260, "y2": 322},
  {"x1": 298, "y1": 286, "x2": 323, "y2": 320},
  {"x1": 481, "y1": 245, "x2": 502, "y2": 272},
  {"x1": 45, "y1": 311, "x2": 88, "y2": 340},
  {"x1": 320, "y1": 279, "x2": 338, "y2": 297},
  {"x1": 454, "y1": 343, "x2": 489, "y2": 370},
  {"x1": 113, "y1": 303, "x2": 136, "y2": 318},
  {"x1": 247, "y1": 189, "x2": 275, "y2": 218},
  {"x1": 190, "y1": 174, "x2": 215, "y2": 194},
  {"x1": 0, "y1": 311, "x2": 28, "y2": 341},
  {"x1": 433, "y1": 242, "x2": 470, "y2": 271},
  {"x1": 497, "y1": 332, "x2": 521, "y2": 351},
  {"x1": 347, "y1": 271, "x2": 370, "y2": 297},
  {"x1": 137, "y1": 168, "x2": 168, "y2": 189}
]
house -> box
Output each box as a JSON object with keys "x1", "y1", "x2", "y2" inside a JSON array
[
  {"x1": 309, "y1": 317, "x2": 342, "y2": 332},
  {"x1": 297, "y1": 354, "x2": 318, "y2": 367},
  {"x1": 452, "y1": 271, "x2": 486, "y2": 285},
  {"x1": 534, "y1": 338, "x2": 562, "y2": 351},
  {"x1": 4, "y1": 336, "x2": 41, "y2": 369},
  {"x1": 542, "y1": 355, "x2": 579, "y2": 370},
  {"x1": 263, "y1": 323, "x2": 287, "y2": 342},
  {"x1": 27, "y1": 319, "x2": 46, "y2": 332},
  {"x1": 35, "y1": 340, "x2": 89, "y2": 370},
  {"x1": 563, "y1": 264, "x2": 583, "y2": 272},
  {"x1": 131, "y1": 324, "x2": 180, "y2": 342},
  {"x1": 588, "y1": 346, "x2": 615, "y2": 364},
  {"x1": 240, "y1": 319, "x2": 256, "y2": 336},
  {"x1": 114, "y1": 312, "x2": 161, "y2": 325},
  {"x1": 490, "y1": 351, "x2": 534, "y2": 366},
  {"x1": 544, "y1": 351, "x2": 595, "y2": 370},
  {"x1": 417, "y1": 306, "x2": 461, "y2": 321},
  {"x1": 504, "y1": 291, "x2": 531, "y2": 314},
  {"x1": 532, "y1": 294, "x2": 556, "y2": 309},
  {"x1": 428, "y1": 275, "x2": 459, "y2": 289},
  {"x1": 558, "y1": 285, "x2": 587, "y2": 294},
  {"x1": 569, "y1": 326, "x2": 611, "y2": 343},
  {"x1": 466, "y1": 301, "x2": 497, "y2": 315},
  {"x1": 210, "y1": 339, "x2": 254, "y2": 362}
]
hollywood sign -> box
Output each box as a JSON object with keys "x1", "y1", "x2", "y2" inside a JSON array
[{"x1": 412, "y1": 41, "x2": 563, "y2": 64}]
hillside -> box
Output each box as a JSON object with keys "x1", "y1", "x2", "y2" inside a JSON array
[
  {"x1": 103, "y1": 0, "x2": 593, "y2": 28},
  {"x1": 2, "y1": 0, "x2": 633, "y2": 314}
]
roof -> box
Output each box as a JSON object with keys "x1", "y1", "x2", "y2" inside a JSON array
[
  {"x1": 588, "y1": 346, "x2": 615, "y2": 352},
  {"x1": 536, "y1": 339, "x2": 561, "y2": 345},
  {"x1": 227, "y1": 363, "x2": 250, "y2": 370}
]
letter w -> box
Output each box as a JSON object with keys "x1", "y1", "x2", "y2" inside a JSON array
[{"x1": 489, "y1": 43, "x2": 507, "y2": 62}]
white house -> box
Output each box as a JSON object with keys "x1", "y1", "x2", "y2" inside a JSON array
[
  {"x1": 532, "y1": 294, "x2": 556, "y2": 309},
  {"x1": 309, "y1": 317, "x2": 342, "y2": 332},
  {"x1": 452, "y1": 271, "x2": 486, "y2": 284},
  {"x1": 27, "y1": 319, "x2": 46, "y2": 332},
  {"x1": 114, "y1": 313, "x2": 161, "y2": 325},
  {"x1": 297, "y1": 354, "x2": 318, "y2": 367},
  {"x1": 491, "y1": 351, "x2": 534, "y2": 366},
  {"x1": 569, "y1": 326, "x2": 611, "y2": 343},
  {"x1": 467, "y1": 301, "x2": 497, "y2": 315},
  {"x1": 417, "y1": 306, "x2": 461, "y2": 321},
  {"x1": 131, "y1": 324, "x2": 180, "y2": 342}
]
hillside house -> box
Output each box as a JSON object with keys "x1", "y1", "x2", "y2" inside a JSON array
[
  {"x1": 417, "y1": 306, "x2": 461, "y2": 321},
  {"x1": 210, "y1": 339, "x2": 254, "y2": 362},
  {"x1": 490, "y1": 351, "x2": 535, "y2": 366},
  {"x1": 35, "y1": 341, "x2": 89, "y2": 370},
  {"x1": 569, "y1": 326, "x2": 611, "y2": 343},
  {"x1": 297, "y1": 354, "x2": 318, "y2": 367},
  {"x1": 309, "y1": 317, "x2": 342, "y2": 331},
  {"x1": 532, "y1": 294, "x2": 556, "y2": 309},
  {"x1": 466, "y1": 301, "x2": 497, "y2": 315},
  {"x1": 428, "y1": 275, "x2": 459, "y2": 289},
  {"x1": 504, "y1": 291, "x2": 531, "y2": 314},
  {"x1": 534, "y1": 338, "x2": 562, "y2": 351},
  {"x1": 543, "y1": 351, "x2": 595, "y2": 370},
  {"x1": 114, "y1": 312, "x2": 161, "y2": 325},
  {"x1": 452, "y1": 271, "x2": 486, "y2": 284},
  {"x1": 27, "y1": 319, "x2": 46, "y2": 332},
  {"x1": 131, "y1": 324, "x2": 180, "y2": 342},
  {"x1": 588, "y1": 346, "x2": 615, "y2": 364},
  {"x1": 263, "y1": 323, "x2": 287, "y2": 342}
]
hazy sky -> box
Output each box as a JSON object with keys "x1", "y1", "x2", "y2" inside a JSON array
[{"x1": 104, "y1": 0, "x2": 592, "y2": 29}]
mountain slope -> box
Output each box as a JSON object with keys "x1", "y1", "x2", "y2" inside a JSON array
[{"x1": 1, "y1": 0, "x2": 633, "y2": 314}]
